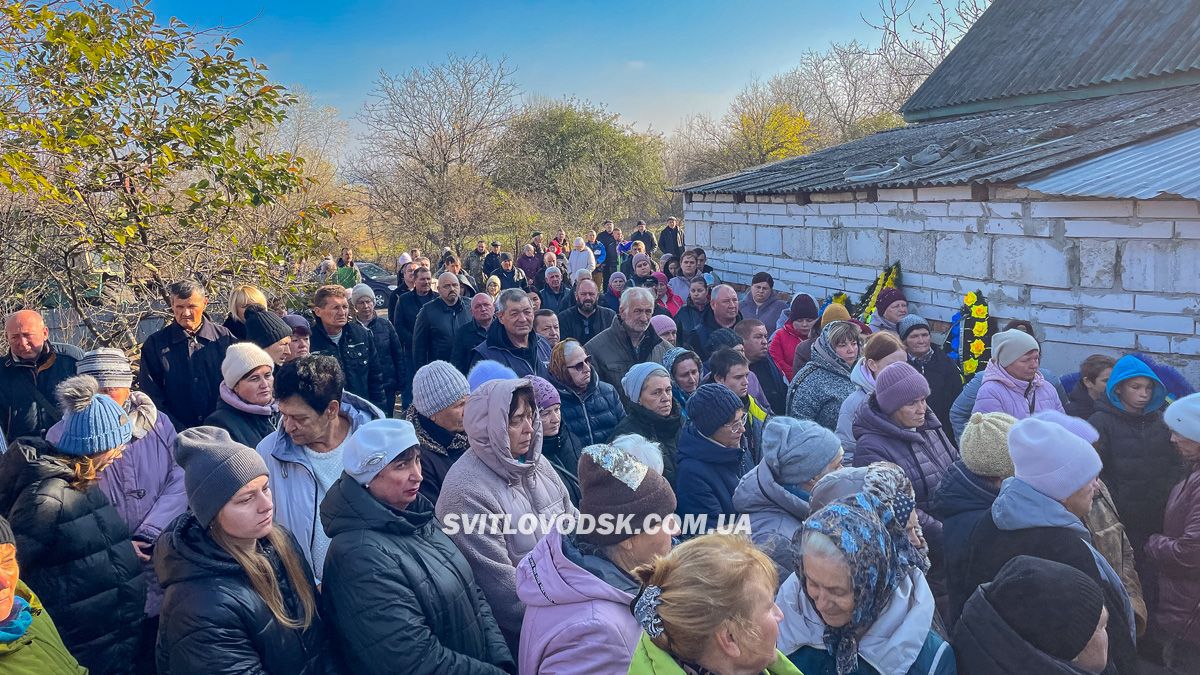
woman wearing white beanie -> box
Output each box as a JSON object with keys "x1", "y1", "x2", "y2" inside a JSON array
[
  {"x1": 204, "y1": 343, "x2": 280, "y2": 448},
  {"x1": 971, "y1": 329, "x2": 1065, "y2": 419},
  {"x1": 1146, "y1": 392, "x2": 1200, "y2": 670}
]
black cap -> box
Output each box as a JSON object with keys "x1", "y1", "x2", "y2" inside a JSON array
[
  {"x1": 985, "y1": 555, "x2": 1105, "y2": 661},
  {"x1": 491, "y1": 241, "x2": 501, "y2": 247},
  {"x1": 245, "y1": 306, "x2": 292, "y2": 349},
  {"x1": 500, "y1": 252, "x2": 512, "y2": 261}
]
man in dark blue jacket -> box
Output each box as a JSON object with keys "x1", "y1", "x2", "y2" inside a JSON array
[
  {"x1": 0, "y1": 310, "x2": 80, "y2": 440},
  {"x1": 469, "y1": 289, "x2": 550, "y2": 378},
  {"x1": 310, "y1": 284, "x2": 386, "y2": 412}
]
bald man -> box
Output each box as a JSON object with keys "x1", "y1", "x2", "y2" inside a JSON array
[
  {"x1": 1, "y1": 310, "x2": 81, "y2": 441},
  {"x1": 412, "y1": 272, "x2": 472, "y2": 372},
  {"x1": 686, "y1": 284, "x2": 743, "y2": 359}
]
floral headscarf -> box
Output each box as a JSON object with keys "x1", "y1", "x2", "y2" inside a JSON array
[
  {"x1": 861, "y1": 462, "x2": 931, "y2": 573},
  {"x1": 800, "y1": 493, "x2": 900, "y2": 675}
]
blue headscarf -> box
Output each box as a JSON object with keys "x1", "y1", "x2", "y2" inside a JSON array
[{"x1": 800, "y1": 493, "x2": 900, "y2": 675}]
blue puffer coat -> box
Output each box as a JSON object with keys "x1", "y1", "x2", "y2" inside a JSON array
[
  {"x1": 549, "y1": 368, "x2": 625, "y2": 446},
  {"x1": 675, "y1": 423, "x2": 753, "y2": 524}
]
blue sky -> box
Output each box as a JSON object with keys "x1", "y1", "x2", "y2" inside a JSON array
[{"x1": 151, "y1": 0, "x2": 881, "y2": 135}]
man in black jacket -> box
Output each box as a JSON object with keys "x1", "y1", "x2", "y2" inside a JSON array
[
  {"x1": 556, "y1": 279, "x2": 614, "y2": 346},
  {"x1": 309, "y1": 285, "x2": 386, "y2": 411},
  {"x1": 483, "y1": 241, "x2": 503, "y2": 278},
  {"x1": 686, "y1": 284, "x2": 741, "y2": 360},
  {"x1": 351, "y1": 284, "x2": 404, "y2": 417},
  {"x1": 393, "y1": 267, "x2": 435, "y2": 407},
  {"x1": 463, "y1": 240, "x2": 488, "y2": 291},
  {"x1": 0, "y1": 310, "x2": 80, "y2": 441},
  {"x1": 451, "y1": 293, "x2": 495, "y2": 374},
  {"x1": 538, "y1": 266, "x2": 572, "y2": 314},
  {"x1": 412, "y1": 272, "x2": 471, "y2": 372},
  {"x1": 138, "y1": 281, "x2": 233, "y2": 429},
  {"x1": 657, "y1": 216, "x2": 683, "y2": 258},
  {"x1": 735, "y1": 319, "x2": 787, "y2": 414},
  {"x1": 631, "y1": 220, "x2": 656, "y2": 256},
  {"x1": 597, "y1": 220, "x2": 618, "y2": 282},
  {"x1": 493, "y1": 253, "x2": 526, "y2": 291}
]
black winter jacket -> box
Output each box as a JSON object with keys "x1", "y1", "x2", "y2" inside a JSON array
[
  {"x1": 1089, "y1": 398, "x2": 1182, "y2": 549},
  {"x1": 541, "y1": 428, "x2": 582, "y2": 506},
  {"x1": 749, "y1": 356, "x2": 787, "y2": 415},
  {"x1": 203, "y1": 399, "x2": 279, "y2": 449},
  {"x1": 684, "y1": 309, "x2": 742, "y2": 360},
  {"x1": 6, "y1": 440, "x2": 145, "y2": 674},
  {"x1": 493, "y1": 266, "x2": 527, "y2": 291},
  {"x1": 909, "y1": 350, "x2": 964, "y2": 447},
  {"x1": 608, "y1": 400, "x2": 683, "y2": 484},
  {"x1": 1064, "y1": 381, "x2": 1098, "y2": 419},
  {"x1": 138, "y1": 319, "x2": 234, "y2": 429},
  {"x1": 549, "y1": 370, "x2": 625, "y2": 446},
  {"x1": 0, "y1": 344, "x2": 78, "y2": 442},
  {"x1": 413, "y1": 297, "x2": 472, "y2": 371},
  {"x1": 320, "y1": 479, "x2": 514, "y2": 675},
  {"x1": 452, "y1": 320, "x2": 490, "y2": 374},
  {"x1": 658, "y1": 226, "x2": 683, "y2": 258},
  {"x1": 393, "y1": 290, "x2": 436, "y2": 352},
  {"x1": 556, "y1": 305, "x2": 615, "y2": 345},
  {"x1": 538, "y1": 284, "x2": 572, "y2": 314},
  {"x1": 469, "y1": 321, "x2": 552, "y2": 379},
  {"x1": 407, "y1": 405, "x2": 470, "y2": 505},
  {"x1": 361, "y1": 315, "x2": 404, "y2": 393},
  {"x1": 309, "y1": 318, "x2": 386, "y2": 409},
  {"x1": 154, "y1": 513, "x2": 334, "y2": 675}
]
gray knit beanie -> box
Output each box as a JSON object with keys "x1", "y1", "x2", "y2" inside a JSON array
[
  {"x1": 762, "y1": 417, "x2": 843, "y2": 485},
  {"x1": 413, "y1": 360, "x2": 470, "y2": 417},
  {"x1": 175, "y1": 426, "x2": 269, "y2": 527},
  {"x1": 76, "y1": 348, "x2": 134, "y2": 388}
]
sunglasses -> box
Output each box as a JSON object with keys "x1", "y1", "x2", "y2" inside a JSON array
[{"x1": 567, "y1": 356, "x2": 592, "y2": 373}]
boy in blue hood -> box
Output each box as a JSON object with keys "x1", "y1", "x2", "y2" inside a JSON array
[{"x1": 1088, "y1": 355, "x2": 1183, "y2": 554}]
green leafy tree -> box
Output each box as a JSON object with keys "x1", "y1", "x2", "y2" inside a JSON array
[
  {"x1": 0, "y1": 0, "x2": 339, "y2": 345},
  {"x1": 494, "y1": 98, "x2": 668, "y2": 231}
]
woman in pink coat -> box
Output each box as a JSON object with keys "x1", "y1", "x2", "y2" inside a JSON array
[
  {"x1": 971, "y1": 329, "x2": 1064, "y2": 419},
  {"x1": 516, "y1": 443, "x2": 676, "y2": 674}
]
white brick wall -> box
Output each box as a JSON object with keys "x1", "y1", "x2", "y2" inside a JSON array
[{"x1": 682, "y1": 192, "x2": 1200, "y2": 382}]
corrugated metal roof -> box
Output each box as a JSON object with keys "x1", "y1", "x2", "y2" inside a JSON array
[
  {"x1": 901, "y1": 0, "x2": 1200, "y2": 119},
  {"x1": 673, "y1": 84, "x2": 1200, "y2": 194},
  {"x1": 1018, "y1": 125, "x2": 1200, "y2": 199}
]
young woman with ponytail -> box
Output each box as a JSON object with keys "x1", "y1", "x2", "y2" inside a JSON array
[{"x1": 154, "y1": 426, "x2": 333, "y2": 675}]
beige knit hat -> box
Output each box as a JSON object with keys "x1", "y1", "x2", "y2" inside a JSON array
[{"x1": 961, "y1": 412, "x2": 1019, "y2": 478}]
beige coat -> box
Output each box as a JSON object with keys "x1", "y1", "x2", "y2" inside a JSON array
[
  {"x1": 1086, "y1": 480, "x2": 1148, "y2": 636},
  {"x1": 435, "y1": 378, "x2": 577, "y2": 648}
]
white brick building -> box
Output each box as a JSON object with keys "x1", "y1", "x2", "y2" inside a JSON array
[{"x1": 676, "y1": 0, "x2": 1200, "y2": 382}]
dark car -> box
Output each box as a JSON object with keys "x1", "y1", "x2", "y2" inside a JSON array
[{"x1": 354, "y1": 261, "x2": 399, "y2": 308}]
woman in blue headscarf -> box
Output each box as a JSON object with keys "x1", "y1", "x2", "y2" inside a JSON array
[{"x1": 777, "y1": 492, "x2": 955, "y2": 675}]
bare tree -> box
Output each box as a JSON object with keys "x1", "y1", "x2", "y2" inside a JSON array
[
  {"x1": 351, "y1": 54, "x2": 519, "y2": 255},
  {"x1": 867, "y1": 0, "x2": 991, "y2": 80}
]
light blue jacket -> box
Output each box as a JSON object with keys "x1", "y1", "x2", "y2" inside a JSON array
[{"x1": 255, "y1": 392, "x2": 382, "y2": 577}]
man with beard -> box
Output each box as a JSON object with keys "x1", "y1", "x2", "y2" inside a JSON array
[
  {"x1": 451, "y1": 293, "x2": 496, "y2": 374},
  {"x1": 556, "y1": 279, "x2": 614, "y2": 345},
  {"x1": 412, "y1": 272, "x2": 471, "y2": 371},
  {"x1": 584, "y1": 286, "x2": 668, "y2": 396}
]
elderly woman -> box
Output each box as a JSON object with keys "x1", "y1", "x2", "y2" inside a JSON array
[
  {"x1": 484, "y1": 275, "x2": 502, "y2": 300},
  {"x1": 568, "y1": 236, "x2": 597, "y2": 279},
  {"x1": 663, "y1": 347, "x2": 702, "y2": 419},
  {"x1": 321, "y1": 419, "x2": 514, "y2": 674},
  {"x1": 733, "y1": 417, "x2": 844, "y2": 581},
  {"x1": 205, "y1": 343, "x2": 281, "y2": 448},
  {"x1": 972, "y1": 329, "x2": 1065, "y2": 419},
  {"x1": 675, "y1": 383, "x2": 754, "y2": 521},
  {"x1": 779, "y1": 493, "x2": 954, "y2": 675},
  {"x1": 546, "y1": 339, "x2": 625, "y2": 446},
  {"x1": 517, "y1": 244, "x2": 542, "y2": 285},
  {"x1": 608, "y1": 362, "x2": 683, "y2": 483},
  {"x1": 899, "y1": 315, "x2": 962, "y2": 441},
  {"x1": 627, "y1": 533, "x2": 797, "y2": 674},
  {"x1": 528, "y1": 375, "x2": 582, "y2": 505},
  {"x1": 518, "y1": 444, "x2": 677, "y2": 675},
  {"x1": 837, "y1": 332, "x2": 907, "y2": 463},
  {"x1": 601, "y1": 272, "x2": 626, "y2": 313},
  {"x1": 787, "y1": 321, "x2": 861, "y2": 432},
  {"x1": 223, "y1": 284, "x2": 268, "y2": 340},
  {"x1": 869, "y1": 287, "x2": 909, "y2": 335},
  {"x1": 852, "y1": 363, "x2": 957, "y2": 554},
  {"x1": 435, "y1": 378, "x2": 577, "y2": 652}
]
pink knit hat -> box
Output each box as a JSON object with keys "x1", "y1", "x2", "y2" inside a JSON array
[
  {"x1": 874, "y1": 362, "x2": 931, "y2": 415},
  {"x1": 650, "y1": 314, "x2": 676, "y2": 337}
]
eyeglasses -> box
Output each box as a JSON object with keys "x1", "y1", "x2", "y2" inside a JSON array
[
  {"x1": 723, "y1": 416, "x2": 747, "y2": 432},
  {"x1": 567, "y1": 356, "x2": 592, "y2": 373}
]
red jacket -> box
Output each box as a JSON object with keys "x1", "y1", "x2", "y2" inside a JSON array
[{"x1": 769, "y1": 322, "x2": 809, "y2": 381}]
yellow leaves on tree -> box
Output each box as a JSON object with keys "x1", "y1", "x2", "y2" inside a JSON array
[{"x1": 735, "y1": 102, "x2": 816, "y2": 164}]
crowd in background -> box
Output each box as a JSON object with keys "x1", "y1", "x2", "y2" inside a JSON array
[{"x1": 0, "y1": 216, "x2": 1198, "y2": 675}]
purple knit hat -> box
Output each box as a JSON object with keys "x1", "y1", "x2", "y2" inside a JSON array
[
  {"x1": 876, "y1": 287, "x2": 907, "y2": 316},
  {"x1": 874, "y1": 362, "x2": 931, "y2": 415},
  {"x1": 525, "y1": 375, "x2": 561, "y2": 409}
]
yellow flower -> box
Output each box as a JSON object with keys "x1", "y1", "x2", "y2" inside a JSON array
[
  {"x1": 970, "y1": 339, "x2": 986, "y2": 357},
  {"x1": 963, "y1": 291, "x2": 978, "y2": 306},
  {"x1": 972, "y1": 321, "x2": 989, "y2": 337},
  {"x1": 971, "y1": 305, "x2": 989, "y2": 319},
  {"x1": 963, "y1": 358, "x2": 979, "y2": 375}
]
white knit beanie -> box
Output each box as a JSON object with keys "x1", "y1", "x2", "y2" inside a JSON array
[
  {"x1": 220, "y1": 343, "x2": 275, "y2": 389},
  {"x1": 351, "y1": 283, "x2": 375, "y2": 304},
  {"x1": 991, "y1": 329, "x2": 1040, "y2": 367},
  {"x1": 1008, "y1": 417, "x2": 1102, "y2": 500},
  {"x1": 1165, "y1": 392, "x2": 1200, "y2": 443}
]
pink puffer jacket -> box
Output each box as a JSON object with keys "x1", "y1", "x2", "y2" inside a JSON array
[{"x1": 971, "y1": 360, "x2": 1064, "y2": 419}]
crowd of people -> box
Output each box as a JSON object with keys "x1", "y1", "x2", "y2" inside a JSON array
[{"x1": 0, "y1": 217, "x2": 1198, "y2": 675}]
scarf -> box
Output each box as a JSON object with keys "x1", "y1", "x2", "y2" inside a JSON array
[
  {"x1": 218, "y1": 382, "x2": 279, "y2": 417},
  {"x1": 871, "y1": 312, "x2": 899, "y2": 334},
  {"x1": 124, "y1": 391, "x2": 159, "y2": 440},
  {"x1": 861, "y1": 463, "x2": 931, "y2": 573},
  {"x1": 0, "y1": 597, "x2": 32, "y2": 644},
  {"x1": 801, "y1": 493, "x2": 899, "y2": 675},
  {"x1": 811, "y1": 324, "x2": 853, "y2": 378}
]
